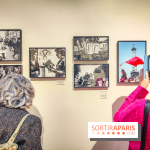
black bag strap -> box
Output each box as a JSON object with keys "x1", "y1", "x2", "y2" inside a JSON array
[{"x1": 140, "y1": 100, "x2": 150, "y2": 150}]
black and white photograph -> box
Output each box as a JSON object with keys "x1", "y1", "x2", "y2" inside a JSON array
[
  {"x1": 0, "y1": 30, "x2": 22, "y2": 61},
  {"x1": 73, "y1": 36, "x2": 109, "y2": 61},
  {"x1": 30, "y1": 47, "x2": 66, "y2": 78},
  {"x1": 0, "y1": 65, "x2": 22, "y2": 79},
  {"x1": 117, "y1": 41, "x2": 146, "y2": 83},
  {"x1": 74, "y1": 64, "x2": 109, "y2": 88}
]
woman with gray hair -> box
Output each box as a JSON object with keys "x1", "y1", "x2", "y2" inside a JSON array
[{"x1": 0, "y1": 73, "x2": 42, "y2": 149}]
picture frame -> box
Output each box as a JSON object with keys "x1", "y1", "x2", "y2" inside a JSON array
[
  {"x1": 117, "y1": 41, "x2": 146, "y2": 83},
  {"x1": 73, "y1": 36, "x2": 109, "y2": 61},
  {"x1": 0, "y1": 29, "x2": 22, "y2": 61},
  {"x1": 29, "y1": 47, "x2": 66, "y2": 78},
  {"x1": 0, "y1": 65, "x2": 22, "y2": 79},
  {"x1": 74, "y1": 64, "x2": 109, "y2": 88}
]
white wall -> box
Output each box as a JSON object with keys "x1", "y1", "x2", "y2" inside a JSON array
[{"x1": 0, "y1": 0, "x2": 150, "y2": 149}]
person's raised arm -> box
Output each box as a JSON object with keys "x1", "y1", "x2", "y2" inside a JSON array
[
  {"x1": 119, "y1": 64, "x2": 123, "y2": 70},
  {"x1": 113, "y1": 71, "x2": 149, "y2": 122}
]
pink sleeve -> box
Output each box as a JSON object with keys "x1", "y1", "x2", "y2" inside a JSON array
[{"x1": 113, "y1": 85, "x2": 149, "y2": 122}]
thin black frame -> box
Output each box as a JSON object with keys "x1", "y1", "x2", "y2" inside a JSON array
[
  {"x1": 74, "y1": 64, "x2": 109, "y2": 88},
  {"x1": 0, "y1": 29, "x2": 22, "y2": 61},
  {"x1": 29, "y1": 47, "x2": 66, "y2": 78},
  {"x1": 0, "y1": 65, "x2": 22, "y2": 79},
  {"x1": 73, "y1": 36, "x2": 109, "y2": 61},
  {"x1": 117, "y1": 41, "x2": 147, "y2": 83}
]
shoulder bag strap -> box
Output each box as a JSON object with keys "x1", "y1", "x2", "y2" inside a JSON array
[
  {"x1": 7, "y1": 114, "x2": 30, "y2": 144},
  {"x1": 140, "y1": 100, "x2": 150, "y2": 150}
]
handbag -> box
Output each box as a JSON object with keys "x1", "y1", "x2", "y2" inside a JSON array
[
  {"x1": 140, "y1": 100, "x2": 150, "y2": 150},
  {"x1": 0, "y1": 114, "x2": 30, "y2": 150}
]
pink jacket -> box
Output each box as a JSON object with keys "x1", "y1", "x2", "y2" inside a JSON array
[{"x1": 113, "y1": 85, "x2": 150, "y2": 150}]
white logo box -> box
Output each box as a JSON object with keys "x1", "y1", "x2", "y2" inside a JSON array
[{"x1": 88, "y1": 122, "x2": 138, "y2": 138}]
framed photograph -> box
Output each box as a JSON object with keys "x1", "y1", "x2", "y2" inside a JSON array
[
  {"x1": 0, "y1": 29, "x2": 22, "y2": 61},
  {"x1": 117, "y1": 41, "x2": 146, "y2": 83},
  {"x1": 73, "y1": 36, "x2": 109, "y2": 61},
  {"x1": 29, "y1": 47, "x2": 66, "y2": 78},
  {"x1": 74, "y1": 64, "x2": 109, "y2": 88},
  {"x1": 0, "y1": 65, "x2": 22, "y2": 79}
]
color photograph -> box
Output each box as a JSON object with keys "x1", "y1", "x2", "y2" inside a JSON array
[
  {"x1": 118, "y1": 41, "x2": 146, "y2": 83},
  {"x1": 74, "y1": 64, "x2": 109, "y2": 88}
]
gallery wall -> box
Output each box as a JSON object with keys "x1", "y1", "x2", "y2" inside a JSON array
[{"x1": 0, "y1": 0, "x2": 150, "y2": 149}]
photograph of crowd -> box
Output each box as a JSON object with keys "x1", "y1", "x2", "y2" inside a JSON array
[
  {"x1": 0, "y1": 65, "x2": 22, "y2": 79},
  {"x1": 30, "y1": 48, "x2": 66, "y2": 78},
  {"x1": 73, "y1": 36, "x2": 109, "y2": 60},
  {"x1": 118, "y1": 41, "x2": 146, "y2": 83},
  {"x1": 0, "y1": 30, "x2": 21, "y2": 61},
  {"x1": 74, "y1": 64, "x2": 109, "y2": 88}
]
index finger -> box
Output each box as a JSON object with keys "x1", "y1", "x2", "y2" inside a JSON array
[
  {"x1": 145, "y1": 71, "x2": 149, "y2": 79},
  {"x1": 139, "y1": 75, "x2": 143, "y2": 85}
]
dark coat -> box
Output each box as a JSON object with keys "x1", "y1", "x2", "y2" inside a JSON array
[{"x1": 0, "y1": 105, "x2": 42, "y2": 150}]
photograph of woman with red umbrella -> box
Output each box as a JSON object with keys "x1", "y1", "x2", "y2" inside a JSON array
[{"x1": 118, "y1": 41, "x2": 146, "y2": 83}]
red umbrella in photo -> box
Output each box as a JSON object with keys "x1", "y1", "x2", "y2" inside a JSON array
[{"x1": 120, "y1": 56, "x2": 144, "y2": 67}]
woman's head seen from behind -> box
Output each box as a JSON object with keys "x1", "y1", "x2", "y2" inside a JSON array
[{"x1": 0, "y1": 73, "x2": 35, "y2": 110}]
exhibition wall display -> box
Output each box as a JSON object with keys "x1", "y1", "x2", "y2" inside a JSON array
[
  {"x1": 0, "y1": 29, "x2": 22, "y2": 61},
  {"x1": 117, "y1": 41, "x2": 146, "y2": 83},
  {"x1": 29, "y1": 47, "x2": 66, "y2": 78},
  {"x1": 1, "y1": 0, "x2": 150, "y2": 149}
]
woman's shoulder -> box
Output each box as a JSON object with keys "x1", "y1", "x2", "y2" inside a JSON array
[
  {"x1": 11, "y1": 109, "x2": 42, "y2": 125},
  {"x1": 134, "y1": 99, "x2": 147, "y2": 104},
  {"x1": 122, "y1": 99, "x2": 146, "y2": 122},
  {"x1": 126, "y1": 99, "x2": 146, "y2": 113},
  {"x1": 26, "y1": 114, "x2": 42, "y2": 124},
  {"x1": 22, "y1": 114, "x2": 42, "y2": 133}
]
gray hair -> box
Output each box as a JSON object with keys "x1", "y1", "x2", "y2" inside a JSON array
[{"x1": 0, "y1": 73, "x2": 35, "y2": 109}]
